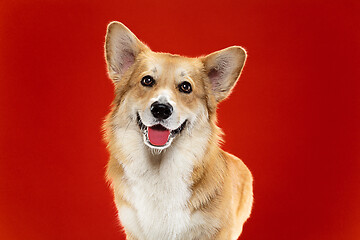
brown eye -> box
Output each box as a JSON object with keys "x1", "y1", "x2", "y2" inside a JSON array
[
  {"x1": 179, "y1": 81, "x2": 192, "y2": 94},
  {"x1": 141, "y1": 75, "x2": 155, "y2": 87}
]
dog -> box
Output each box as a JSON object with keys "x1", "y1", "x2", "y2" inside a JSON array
[{"x1": 103, "y1": 21, "x2": 253, "y2": 240}]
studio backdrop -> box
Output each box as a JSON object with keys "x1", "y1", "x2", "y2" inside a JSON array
[{"x1": 1, "y1": 0, "x2": 359, "y2": 239}]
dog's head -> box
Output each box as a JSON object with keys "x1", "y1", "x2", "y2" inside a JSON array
[{"x1": 104, "y1": 22, "x2": 246, "y2": 151}]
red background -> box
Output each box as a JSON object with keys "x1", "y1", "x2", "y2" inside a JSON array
[{"x1": 1, "y1": 0, "x2": 359, "y2": 239}]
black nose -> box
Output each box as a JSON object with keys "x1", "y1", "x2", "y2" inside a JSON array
[{"x1": 150, "y1": 102, "x2": 173, "y2": 120}]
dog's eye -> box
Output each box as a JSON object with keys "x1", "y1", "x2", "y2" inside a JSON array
[
  {"x1": 141, "y1": 75, "x2": 155, "y2": 87},
  {"x1": 178, "y1": 81, "x2": 192, "y2": 94}
]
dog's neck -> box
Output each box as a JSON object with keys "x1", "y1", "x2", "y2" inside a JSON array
[
  {"x1": 114, "y1": 123, "x2": 213, "y2": 177},
  {"x1": 143, "y1": 149, "x2": 165, "y2": 168}
]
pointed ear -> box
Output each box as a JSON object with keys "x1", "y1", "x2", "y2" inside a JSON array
[
  {"x1": 202, "y1": 46, "x2": 247, "y2": 102},
  {"x1": 104, "y1": 21, "x2": 149, "y2": 83}
]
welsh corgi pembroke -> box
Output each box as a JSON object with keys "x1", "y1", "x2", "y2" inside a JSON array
[{"x1": 103, "y1": 21, "x2": 253, "y2": 240}]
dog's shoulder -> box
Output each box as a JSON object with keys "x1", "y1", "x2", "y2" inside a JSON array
[{"x1": 222, "y1": 150, "x2": 252, "y2": 183}]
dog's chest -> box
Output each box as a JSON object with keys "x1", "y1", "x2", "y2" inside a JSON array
[
  {"x1": 127, "y1": 177, "x2": 191, "y2": 239},
  {"x1": 120, "y1": 152, "x2": 196, "y2": 240}
]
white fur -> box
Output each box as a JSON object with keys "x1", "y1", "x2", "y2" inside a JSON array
[{"x1": 113, "y1": 112, "x2": 212, "y2": 240}]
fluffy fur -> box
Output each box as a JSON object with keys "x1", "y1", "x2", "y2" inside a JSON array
[{"x1": 103, "y1": 21, "x2": 253, "y2": 240}]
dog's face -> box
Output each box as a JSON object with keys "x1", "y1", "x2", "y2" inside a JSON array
[
  {"x1": 105, "y1": 22, "x2": 246, "y2": 150},
  {"x1": 117, "y1": 51, "x2": 209, "y2": 150}
]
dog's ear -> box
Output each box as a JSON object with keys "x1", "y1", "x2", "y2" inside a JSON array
[
  {"x1": 105, "y1": 21, "x2": 149, "y2": 83},
  {"x1": 202, "y1": 46, "x2": 247, "y2": 102}
]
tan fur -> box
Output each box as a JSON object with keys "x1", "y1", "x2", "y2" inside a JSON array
[{"x1": 103, "y1": 21, "x2": 253, "y2": 240}]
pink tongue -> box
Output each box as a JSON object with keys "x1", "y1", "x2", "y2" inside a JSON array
[{"x1": 148, "y1": 126, "x2": 171, "y2": 146}]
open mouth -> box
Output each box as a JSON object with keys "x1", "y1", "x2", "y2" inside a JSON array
[{"x1": 136, "y1": 114, "x2": 186, "y2": 148}]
